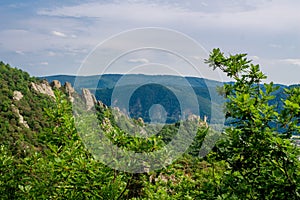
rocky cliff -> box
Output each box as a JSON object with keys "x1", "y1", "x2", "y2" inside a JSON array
[{"x1": 31, "y1": 79, "x2": 102, "y2": 112}]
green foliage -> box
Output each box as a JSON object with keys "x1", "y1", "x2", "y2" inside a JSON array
[
  {"x1": 0, "y1": 62, "x2": 55, "y2": 157},
  {"x1": 1, "y1": 90, "x2": 130, "y2": 199},
  {"x1": 206, "y1": 48, "x2": 300, "y2": 199},
  {"x1": 1, "y1": 57, "x2": 299, "y2": 199}
]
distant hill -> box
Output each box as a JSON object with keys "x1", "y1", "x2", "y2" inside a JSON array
[
  {"x1": 43, "y1": 74, "x2": 298, "y2": 125},
  {"x1": 43, "y1": 74, "x2": 225, "y2": 124}
]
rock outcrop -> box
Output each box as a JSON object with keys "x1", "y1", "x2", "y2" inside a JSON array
[
  {"x1": 11, "y1": 104, "x2": 29, "y2": 129},
  {"x1": 50, "y1": 80, "x2": 61, "y2": 89},
  {"x1": 82, "y1": 88, "x2": 97, "y2": 110},
  {"x1": 64, "y1": 82, "x2": 75, "y2": 94},
  {"x1": 187, "y1": 114, "x2": 208, "y2": 128},
  {"x1": 97, "y1": 100, "x2": 108, "y2": 109},
  {"x1": 200, "y1": 115, "x2": 208, "y2": 128},
  {"x1": 31, "y1": 79, "x2": 106, "y2": 112},
  {"x1": 187, "y1": 114, "x2": 200, "y2": 121},
  {"x1": 64, "y1": 82, "x2": 75, "y2": 102},
  {"x1": 31, "y1": 80, "x2": 55, "y2": 98},
  {"x1": 137, "y1": 117, "x2": 144, "y2": 125},
  {"x1": 13, "y1": 91, "x2": 23, "y2": 101}
]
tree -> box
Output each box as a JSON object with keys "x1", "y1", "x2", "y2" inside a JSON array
[{"x1": 206, "y1": 48, "x2": 300, "y2": 199}]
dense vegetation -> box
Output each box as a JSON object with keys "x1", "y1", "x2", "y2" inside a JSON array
[
  {"x1": 0, "y1": 61, "x2": 56, "y2": 156},
  {"x1": 206, "y1": 49, "x2": 300, "y2": 199},
  {"x1": 1, "y1": 49, "x2": 300, "y2": 199}
]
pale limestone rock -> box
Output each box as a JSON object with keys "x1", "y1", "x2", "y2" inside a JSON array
[
  {"x1": 64, "y1": 82, "x2": 75, "y2": 94},
  {"x1": 97, "y1": 100, "x2": 108, "y2": 109},
  {"x1": 31, "y1": 81, "x2": 55, "y2": 98},
  {"x1": 187, "y1": 114, "x2": 200, "y2": 121},
  {"x1": 64, "y1": 82, "x2": 75, "y2": 102},
  {"x1": 82, "y1": 88, "x2": 96, "y2": 110},
  {"x1": 13, "y1": 91, "x2": 23, "y2": 101},
  {"x1": 199, "y1": 115, "x2": 208, "y2": 128},
  {"x1": 137, "y1": 117, "x2": 144, "y2": 125},
  {"x1": 11, "y1": 104, "x2": 29, "y2": 129},
  {"x1": 203, "y1": 115, "x2": 207, "y2": 123},
  {"x1": 50, "y1": 80, "x2": 61, "y2": 89}
]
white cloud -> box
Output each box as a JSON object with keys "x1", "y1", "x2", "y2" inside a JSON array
[
  {"x1": 269, "y1": 44, "x2": 282, "y2": 48},
  {"x1": 51, "y1": 31, "x2": 67, "y2": 37},
  {"x1": 37, "y1": 1, "x2": 300, "y2": 32},
  {"x1": 38, "y1": 2, "x2": 187, "y2": 25},
  {"x1": 128, "y1": 58, "x2": 150, "y2": 64},
  {"x1": 40, "y1": 62, "x2": 49, "y2": 65},
  {"x1": 281, "y1": 59, "x2": 300, "y2": 66},
  {"x1": 15, "y1": 50, "x2": 25, "y2": 55},
  {"x1": 47, "y1": 51, "x2": 56, "y2": 56}
]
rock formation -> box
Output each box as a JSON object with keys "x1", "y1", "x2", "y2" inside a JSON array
[
  {"x1": 30, "y1": 79, "x2": 105, "y2": 111},
  {"x1": 137, "y1": 117, "x2": 144, "y2": 125},
  {"x1": 11, "y1": 104, "x2": 29, "y2": 129},
  {"x1": 187, "y1": 114, "x2": 200, "y2": 121},
  {"x1": 50, "y1": 80, "x2": 61, "y2": 89},
  {"x1": 64, "y1": 82, "x2": 75, "y2": 94},
  {"x1": 200, "y1": 115, "x2": 208, "y2": 128},
  {"x1": 97, "y1": 100, "x2": 108, "y2": 109},
  {"x1": 13, "y1": 91, "x2": 23, "y2": 101},
  {"x1": 64, "y1": 82, "x2": 75, "y2": 102},
  {"x1": 31, "y1": 80, "x2": 55, "y2": 98},
  {"x1": 82, "y1": 88, "x2": 96, "y2": 110}
]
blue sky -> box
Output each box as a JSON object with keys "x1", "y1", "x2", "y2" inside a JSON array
[{"x1": 0, "y1": 0, "x2": 299, "y2": 84}]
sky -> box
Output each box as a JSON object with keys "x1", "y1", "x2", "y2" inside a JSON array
[{"x1": 0, "y1": 0, "x2": 299, "y2": 84}]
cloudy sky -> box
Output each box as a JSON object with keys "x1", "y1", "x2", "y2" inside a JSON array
[{"x1": 0, "y1": 0, "x2": 299, "y2": 84}]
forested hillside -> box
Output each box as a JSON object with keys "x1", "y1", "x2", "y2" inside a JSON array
[
  {"x1": 0, "y1": 61, "x2": 56, "y2": 156},
  {"x1": 0, "y1": 61, "x2": 214, "y2": 199},
  {"x1": 44, "y1": 74, "x2": 225, "y2": 124},
  {"x1": 1, "y1": 48, "x2": 300, "y2": 199},
  {"x1": 44, "y1": 73, "x2": 299, "y2": 126}
]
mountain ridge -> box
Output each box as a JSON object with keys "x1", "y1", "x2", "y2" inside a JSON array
[
  {"x1": 42, "y1": 73, "x2": 296, "y2": 88},
  {"x1": 42, "y1": 74, "x2": 225, "y2": 124},
  {"x1": 42, "y1": 74, "x2": 297, "y2": 125}
]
